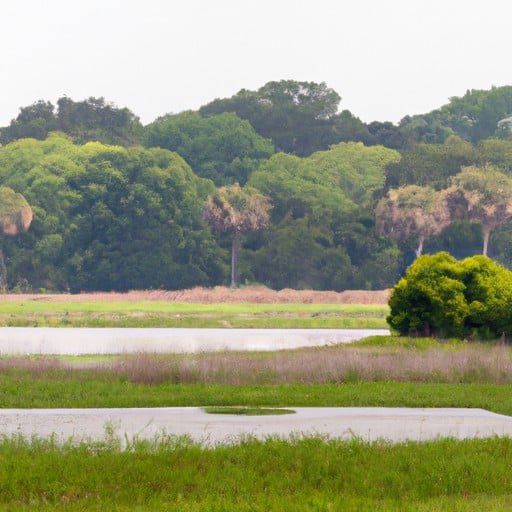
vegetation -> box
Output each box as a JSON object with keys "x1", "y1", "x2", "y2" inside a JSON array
[
  {"x1": 387, "y1": 252, "x2": 512, "y2": 338},
  {"x1": 203, "y1": 184, "x2": 271, "y2": 287},
  {"x1": 0, "y1": 187, "x2": 32, "y2": 291},
  {"x1": 0, "y1": 434, "x2": 511, "y2": 511},
  {"x1": 0, "y1": 323, "x2": 512, "y2": 509},
  {"x1": 0, "y1": 301, "x2": 389, "y2": 328},
  {"x1": 376, "y1": 185, "x2": 451, "y2": 257},
  {"x1": 3, "y1": 339, "x2": 512, "y2": 409},
  {"x1": 2, "y1": 81, "x2": 512, "y2": 292}
]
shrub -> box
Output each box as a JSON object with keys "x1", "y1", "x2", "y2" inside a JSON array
[{"x1": 387, "y1": 252, "x2": 512, "y2": 339}]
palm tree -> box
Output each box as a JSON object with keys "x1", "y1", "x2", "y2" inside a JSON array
[{"x1": 203, "y1": 183, "x2": 271, "y2": 287}]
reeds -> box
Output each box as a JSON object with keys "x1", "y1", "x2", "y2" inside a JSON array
[{"x1": 2, "y1": 342, "x2": 501, "y2": 386}]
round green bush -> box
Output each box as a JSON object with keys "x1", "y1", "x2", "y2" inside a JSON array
[{"x1": 387, "y1": 252, "x2": 512, "y2": 339}]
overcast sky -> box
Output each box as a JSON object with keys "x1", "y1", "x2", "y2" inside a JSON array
[{"x1": 2, "y1": 0, "x2": 511, "y2": 127}]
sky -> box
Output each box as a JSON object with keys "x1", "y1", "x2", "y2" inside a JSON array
[{"x1": 2, "y1": 0, "x2": 511, "y2": 127}]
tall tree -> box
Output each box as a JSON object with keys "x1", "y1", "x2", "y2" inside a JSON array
[
  {"x1": 0, "y1": 100, "x2": 57, "y2": 144},
  {"x1": 0, "y1": 187, "x2": 33, "y2": 291},
  {"x1": 203, "y1": 184, "x2": 271, "y2": 287},
  {"x1": 144, "y1": 111, "x2": 274, "y2": 185},
  {"x1": 200, "y1": 80, "x2": 342, "y2": 156},
  {"x1": 384, "y1": 136, "x2": 476, "y2": 190},
  {"x1": 449, "y1": 165, "x2": 512, "y2": 256},
  {"x1": 375, "y1": 185, "x2": 452, "y2": 257}
]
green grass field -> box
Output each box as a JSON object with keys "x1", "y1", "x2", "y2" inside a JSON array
[
  {"x1": 0, "y1": 301, "x2": 389, "y2": 328},
  {"x1": 0, "y1": 435, "x2": 511, "y2": 511},
  {"x1": 1, "y1": 299, "x2": 511, "y2": 510}
]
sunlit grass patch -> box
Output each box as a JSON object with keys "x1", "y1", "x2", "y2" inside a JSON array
[{"x1": 0, "y1": 301, "x2": 389, "y2": 328}]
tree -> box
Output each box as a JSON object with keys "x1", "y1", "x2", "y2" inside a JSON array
[
  {"x1": 144, "y1": 111, "x2": 274, "y2": 185},
  {"x1": 449, "y1": 165, "x2": 512, "y2": 256},
  {"x1": 375, "y1": 185, "x2": 452, "y2": 257},
  {"x1": 200, "y1": 80, "x2": 342, "y2": 156},
  {"x1": 0, "y1": 100, "x2": 57, "y2": 144},
  {"x1": 384, "y1": 136, "x2": 476, "y2": 190},
  {"x1": 387, "y1": 252, "x2": 512, "y2": 339},
  {"x1": 0, "y1": 187, "x2": 33, "y2": 291},
  {"x1": 203, "y1": 184, "x2": 271, "y2": 287},
  {"x1": 1, "y1": 96, "x2": 142, "y2": 146},
  {"x1": 0, "y1": 134, "x2": 226, "y2": 292}
]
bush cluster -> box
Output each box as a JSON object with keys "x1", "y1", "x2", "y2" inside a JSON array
[{"x1": 387, "y1": 252, "x2": 512, "y2": 339}]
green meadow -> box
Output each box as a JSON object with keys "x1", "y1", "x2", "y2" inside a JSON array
[
  {"x1": 0, "y1": 300, "x2": 388, "y2": 328},
  {"x1": 0, "y1": 300, "x2": 511, "y2": 510}
]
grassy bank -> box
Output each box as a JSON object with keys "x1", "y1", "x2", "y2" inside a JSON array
[
  {"x1": 0, "y1": 301, "x2": 388, "y2": 328},
  {"x1": 0, "y1": 435, "x2": 511, "y2": 511},
  {"x1": 2, "y1": 340, "x2": 512, "y2": 413},
  {"x1": 1, "y1": 313, "x2": 511, "y2": 510}
]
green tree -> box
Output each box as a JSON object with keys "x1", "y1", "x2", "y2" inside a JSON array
[
  {"x1": 203, "y1": 184, "x2": 271, "y2": 287},
  {"x1": 1, "y1": 96, "x2": 142, "y2": 146},
  {"x1": 388, "y1": 252, "x2": 512, "y2": 339},
  {"x1": 449, "y1": 165, "x2": 512, "y2": 256},
  {"x1": 200, "y1": 80, "x2": 342, "y2": 156},
  {"x1": 385, "y1": 136, "x2": 476, "y2": 190},
  {"x1": 248, "y1": 143, "x2": 401, "y2": 290},
  {"x1": 0, "y1": 100, "x2": 57, "y2": 144},
  {"x1": 144, "y1": 111, "x2": 274, "y2": 185},
  {"x1": 0, "y1": 134, "x2": 226, "y2": 291}
]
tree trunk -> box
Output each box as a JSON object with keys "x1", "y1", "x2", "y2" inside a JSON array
[
  {"x1": 230, "y1": 232, "x2": 240, "y2": 288},
  {"x1": 415, "y1": 235, "x2": 425, "y2": 258},
  {"x1": 482, "y1": 228, "x2": 490, "y2": 256},
  {"x1": 0, "y1": 249, "x2": 7, "y2": 293}
]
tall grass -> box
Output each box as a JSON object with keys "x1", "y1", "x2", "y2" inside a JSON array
[
  {"x1": 0, "y1": 434, "x2": 511, "y2": 511},
  {"x1": 3, "y1": 341, "x2": 512, "y2": 385},
  {"x1": 83, "y1": 341, "x2": 512, "y2": 385},
  {"x1": 2, "y1": 342, "x2": 512, "y2": 413}
]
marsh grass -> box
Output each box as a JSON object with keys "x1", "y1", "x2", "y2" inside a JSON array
[
  {"x1": 95, "y1": 340, "x2": 512, "y2": 385},
  {"x1": 2, "y1": 341, "x2": 512, "y2": 413},
  {"x1": 3, "y1": 340, "x2": 512, "y2": 509},
  {"x1": 0, "y1": 434, "x2": 511, "y2": 510},
  {"x1": 3, "y1": 339, "x2": 512, "y2": 386}
]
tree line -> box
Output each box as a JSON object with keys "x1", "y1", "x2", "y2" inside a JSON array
[{"x1": 1, "y1": 81, "x2": 512, "y2": 292}]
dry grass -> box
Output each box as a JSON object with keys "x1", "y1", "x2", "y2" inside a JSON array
[
  {"x1": 0, "y1": 287, "x2": 391, "y2": 304},
  {"x1": 20, "y1": 343, "x2": 511, "y2": 386}
]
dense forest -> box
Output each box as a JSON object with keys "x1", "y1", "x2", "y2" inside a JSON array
[{"x1": 1, "y1": 81, "x2": 512, "y2": 292}]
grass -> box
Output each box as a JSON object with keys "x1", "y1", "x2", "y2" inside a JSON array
[
  {"x1": 202, "y1": 406, "x2": 295, "y2": 415},
  {"x1": 0, "y1": 434, "x2": 511, "y2": 510},
  {"x1": 2, "y1": 341, "x2": 512, "y2": 413},
  {"x1": 0, "y1": 301, "x2": 389, "y2": 328},
  {"x1": 1, "y1": 300, "x2": 512, "y2": 510}
]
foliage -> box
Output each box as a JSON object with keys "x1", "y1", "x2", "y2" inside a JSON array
[
  {"x1": 0, "y1": 187, "x2": 33, "y2": 291},
  {"x1": 388, "y1": 252, "x2": 512, "y2": 338},
  {"x1": 1, "y1": 434, "x2": 512, "y2": 511},
  {"x1": 384, "y1": 136, "x2": 476, "y2": 190},
  {"x1": 203, "y1": 183, "x2": 271, "y2": 287},
  {"x1": 0, "y1": 96, "x2": 143, "y2": 146},
  {"x1": 3, "y1": 84, "x2": 512, "y2": 292},
  {"x1": 375, "y1": 185, "x2": 452, "y2": 257},
  {"x1": 143, "y1": 111, "x2": 274, "y2": 185},
  {"x1": 398, "y1": 86, "x2": 512, "y2": 144},
  {"x1": 248, "y1": 143, "x2": 401, "y2": 289},
  {"x1": 448, "y1": 165, "x2": 512, "y2": 255},
  {"x1": 0, "y1": 134, "x2": 226, "y2": 291},
  {"x1": 0, "y1": 187, "x2": 32, "y2": 235},
  {"x1": 200, "y1": 79, "x2": 345, "y2": 156}
]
